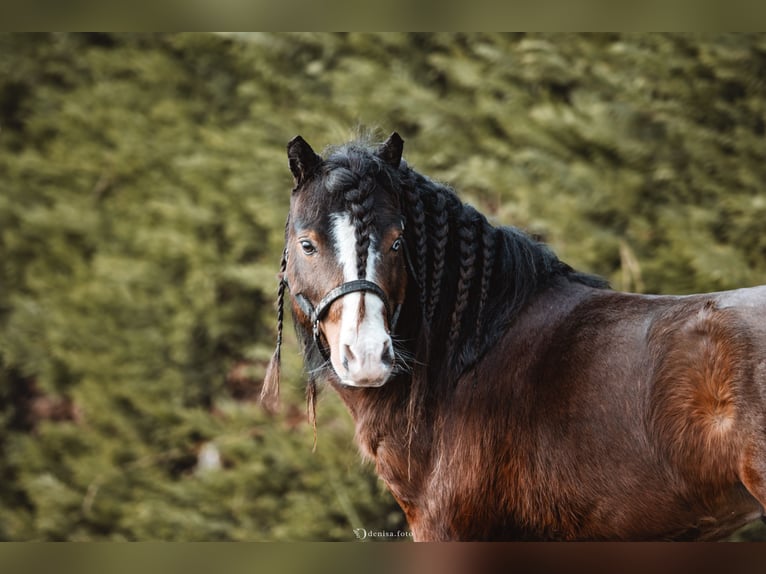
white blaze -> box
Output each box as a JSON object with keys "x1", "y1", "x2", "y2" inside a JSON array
[{"x1": 331, "y1": 213, "x2": 391, "y2": 386}]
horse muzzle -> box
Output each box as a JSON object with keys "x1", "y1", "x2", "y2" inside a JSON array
[
  {"x1": 293, "y1": 278, "x2": 400, "y2": 388},
  {"x1": 336, "y1": 335, "x2": 395, "y2": 388}
]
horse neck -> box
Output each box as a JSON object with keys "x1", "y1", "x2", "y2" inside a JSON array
[
  {"x1": 323, "y1": 171, "x2": 609, "y2": 506},
  {"x1": 331, "y1": 376, "x2": 435, "y2": 500}
]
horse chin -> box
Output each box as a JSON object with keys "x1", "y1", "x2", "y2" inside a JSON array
[{"x1": 336, "y1": 373, "x2": 391, "y2": 389}]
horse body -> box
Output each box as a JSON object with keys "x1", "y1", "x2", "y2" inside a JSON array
[{"x1": 263, "y1": 132, "x2": 766, "y2": 541}]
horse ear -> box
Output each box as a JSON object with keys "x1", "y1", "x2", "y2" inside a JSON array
[
  {"x1": 377, "y1": 132, "x2": 404, "y2": 168},
  {"x1": 287, "y1": 135, "x2": 322, "y2": 185}
]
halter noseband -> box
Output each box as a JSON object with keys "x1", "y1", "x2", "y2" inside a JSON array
[{"x1": 292, "y1": 279, "x2": 402, "y2": 358}]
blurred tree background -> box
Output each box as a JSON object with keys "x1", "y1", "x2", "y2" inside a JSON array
[{"x1": 1, "y1": 33, "x2": 765, "y2": 541}]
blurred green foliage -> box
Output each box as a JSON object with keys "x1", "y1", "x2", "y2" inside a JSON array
[{"x1": 1, "y1": 33, "x2": 765, "y2": 541}]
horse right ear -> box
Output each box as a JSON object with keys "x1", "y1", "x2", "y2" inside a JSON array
[
  {"x1": 287, "y1": 135, "x2": 322, "y2": 186},
  {"x1": 377, "y1": 132, "x2": 404, "y2": 168}
]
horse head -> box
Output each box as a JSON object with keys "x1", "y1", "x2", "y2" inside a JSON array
[{"x1": 282, "y1": 133, "x2": 409, "y2": 388}]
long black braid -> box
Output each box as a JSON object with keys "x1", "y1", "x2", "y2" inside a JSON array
[
  {"x1": 401, "y1": 175, "x2": 428, "y2": 314},
  {"x1": 424, "y1": 191, "x2": 449, "y2": 329},
  {"x1": 447, "y1": 207, "x2": 479, "y2": 365},
  {"x1": 346, "y1": 176, "x2": 376, "y2": 280},
  {"x1": 260, "y1": 245, "x2": 288, "y2": 411},
  {"x1": 474, "y1": 222, "x2": 497, "y2": 357}
]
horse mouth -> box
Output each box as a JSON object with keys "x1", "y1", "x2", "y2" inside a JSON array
[{"x1": 338, "y1": 374, "x2": 391, "y2": 388}]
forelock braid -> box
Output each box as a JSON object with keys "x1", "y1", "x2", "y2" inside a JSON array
[
  {"x1": 345, "y1": 176, "x2": 375, "y2": 279},
  {"x1": 447, "y1": 207, "x2": 478, "y2": 363}
]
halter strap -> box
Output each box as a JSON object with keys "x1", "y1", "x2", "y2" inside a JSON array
[
  {"x1": 315, "y1": 279, "x2": 391, "y2": 325},
  {"x1": 293, "y1": 279, "x2": 400, "y2": 357}
]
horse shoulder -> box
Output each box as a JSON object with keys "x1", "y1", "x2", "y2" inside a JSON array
[{"x1": 418, "y1": 284, "x2": 654, "y2": 538}]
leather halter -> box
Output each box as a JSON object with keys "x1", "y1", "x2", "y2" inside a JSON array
[
  {"x1": 286, "y1": 232, "x2": 414, "y2": 360},
  {"x1": 293, "y1": 279, "x2": 402, "y2": 358}
]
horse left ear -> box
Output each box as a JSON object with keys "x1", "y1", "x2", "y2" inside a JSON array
[
  {"x1": 377, "y1": 132, "x2": 404, "y2": 168},
  {"x1": 287, "y1": 135, "x2": 322, "y2": 186}
]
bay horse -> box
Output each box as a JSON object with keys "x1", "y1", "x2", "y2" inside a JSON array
[{"x1": 261, "y1": 132, "x2": 766, "y2": 541}]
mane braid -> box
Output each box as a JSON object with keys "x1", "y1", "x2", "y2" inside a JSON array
[
  {"x1": 447, "y1": 207, "x2": 479, "y2": 367},
  {"x1": 399, "y1": 172, "x2": 433, "y2": 478},
  {"x1": 424, "y1": 191, "x2": 448, "y2": 328},
  {"x1": 472, "y1": 221, "x2": 496, "y2": 364},
  {"x1": 402, "y1": 178, "x2": 428, "y2": 317}
]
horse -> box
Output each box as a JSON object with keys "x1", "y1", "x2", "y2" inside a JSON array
[{"x1": 261, "y1": 131, "x2": 766, "y2": 541}]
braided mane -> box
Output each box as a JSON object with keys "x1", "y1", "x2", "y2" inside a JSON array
[{"x1": 391, "y1": 154, "x2": 608, "y2": 382}]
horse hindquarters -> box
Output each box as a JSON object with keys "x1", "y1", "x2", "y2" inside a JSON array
[{"x1": 716, "y1": 287, "x2": 766, "y2": 517}]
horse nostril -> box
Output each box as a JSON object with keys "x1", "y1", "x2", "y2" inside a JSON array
[
  {"x1": 343, "y1": 344, "x2": 355, "y2": 371},
  {"x1": 381, "y1": 340, "x2": 393, "y2": 366}
]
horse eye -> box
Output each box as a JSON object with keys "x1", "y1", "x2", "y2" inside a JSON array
[
  {"x1": 392, "y1": 238, "x2": 402, "y2": 252},
  {"x1": 300, "y1": 240, "x2": 317, "y2": 255}
]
